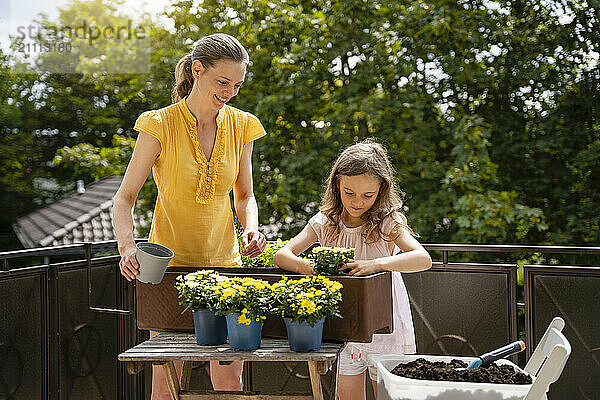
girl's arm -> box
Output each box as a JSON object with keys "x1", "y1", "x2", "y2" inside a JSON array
[
  {"x1": 113, "y1": 132, "x2": 161, "y2": 281},
  {"x1": 274, "y1": 224, "x2": 318, "y2": 275},
  {"x1": 233, "y1": 141, "x2": 267, "y2": 258},
  {"x1": 345, "y1": 226, "x2": 432, "y2": 276}
]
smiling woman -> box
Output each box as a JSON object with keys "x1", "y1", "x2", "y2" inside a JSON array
[{"x1": 111, "y1": 33, "x2": 267, "y2": 399}]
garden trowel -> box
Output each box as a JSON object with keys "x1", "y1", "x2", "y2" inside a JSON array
[{"x1": 466, "y1": 340, "x2": 526, "y2": 369}]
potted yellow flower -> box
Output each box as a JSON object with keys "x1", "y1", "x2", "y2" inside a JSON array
[
  {"x1": 211, "y1": 276, "x2": 274, "y2": 350},
  {"x1": 308, "y1": 246, "x2": 355, "y2": 275},
  {"x1": 175, "y1": 270, "x2": 229, "y2": 345},
  {"x1": 272, "y1": 275, "x2": 343, "y2": 352}
]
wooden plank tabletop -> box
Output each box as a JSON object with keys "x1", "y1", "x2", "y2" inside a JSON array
[{"x1": 119, "y1": 333, "x2": 343, "y2": 363}]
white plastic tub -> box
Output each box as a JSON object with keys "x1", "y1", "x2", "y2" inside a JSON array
[{"x1": 372, "y1": 354, "x2": 533, "y2": 400}]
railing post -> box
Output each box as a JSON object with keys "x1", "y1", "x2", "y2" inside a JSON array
[
  {"x1": 523, "y1": 265, "x2": 533, "y2": 361},
  {"x1": 134, "y1": 283, "x2": 149, "y2": 399},
  {"x1": 47, "y1": 263, "x2": 60, "y2": 400},
  {"x1": 40, "y1": 267, "x2": 49, "y2": 400},
  {"x1": 508, "y1": 264, "x2": 519, "y2": 363},
  {"x1": 117, "y1": 257, "x2": 126, "y2": 399},
  {"x1": 117, "y1": 257, "x2": 142, "y2": 399}
]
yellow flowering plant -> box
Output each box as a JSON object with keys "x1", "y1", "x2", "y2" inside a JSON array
[
  {"x1": 211, "y1": 276, "x2": 275, "y2": 325},
  {"x1": 272, "y1": 275, "x2": 343, "y2": 327},
  {"x1": 258, "y1": 239, "x2": 289, "y2": 268},
  {"x1": 308, "y1": 246, "x2": 355, "y2": 275},
  {"x1": 175, "y1": 270, "x2": 230, "y2": 312},
  {"x1": 240, "y1": 238, "x2": 289, "y2": 268},
  {"x1": 235, "y1": 215, "x2": 288, "y2": 268}
]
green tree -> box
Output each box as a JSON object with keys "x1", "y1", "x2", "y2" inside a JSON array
[
  {"x1": 438, "y1": 115, "x2": 546, "y2": 243},
  {"x1": 159, "y1": 0, "x2": 568, "y2": 244},
  {"x1": 0, "y1": 51, "x2": 52, "y2": 248},
  {"x1": 3, "y1": 0, "x2": 598, "y2": 251},
  {"x1": 2, "y1": 0, "x2": 162, "y2": 247}
]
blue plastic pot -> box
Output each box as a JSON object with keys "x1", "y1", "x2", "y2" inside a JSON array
[
  {"x1": 284, "y1": 317, "x2": 325, "y2": 352},
  {"x1": 192, "y1": 309, "x2": 228, "y2": 346},
  {"x1": 225, "y1": 313, "x2": 262, "y2": 350}
]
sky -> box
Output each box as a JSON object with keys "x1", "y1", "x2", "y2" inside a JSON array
[{"x1": 0, "y1": 0, "x2": 173, "y2": 52}]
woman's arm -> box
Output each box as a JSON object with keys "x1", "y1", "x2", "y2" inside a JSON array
[
  {"x1": 233, "y1": 141, "x2": 266, "y2": 258},
  {"x1": 273, "y1": 224, "x2": 318, "y2": 275},
  {"x1": 112, "y1": 132, "x2": 161, "y2": 281},
  {"x1": 345, "y1": 226, "x2": 432, "y2": 276}
]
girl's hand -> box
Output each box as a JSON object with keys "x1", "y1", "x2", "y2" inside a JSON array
[
  {"x1": 342, "y1": 259, "x2": 382, "y2": 276},
  {"x1": 241, "y1": 230, "x2": 267, "y2": 258},
  {"x1": 119, "y1": 244, "x2": 140, "y2": 281}
]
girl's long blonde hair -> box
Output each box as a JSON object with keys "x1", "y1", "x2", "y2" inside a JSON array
[
  {"x1": 320, "y1": 138, "x2": 416, "y2": 244},
  {"x1": 172, "y1": 33, "x2": 249, "y2": 103}
]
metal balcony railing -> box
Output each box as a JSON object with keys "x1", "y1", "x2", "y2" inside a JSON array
[{"x1": 1, "y1": 241, "x2": 598, "y2": 400}]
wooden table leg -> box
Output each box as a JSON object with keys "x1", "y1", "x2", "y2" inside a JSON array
[
  {"x1": 181, "y1": 361, "x2": 192, "y2": 390},
  {"x1": 162, "y1": 361, "x2": 180, "y2": 400},
  {"x1": 308, "y1": 361, "x2": 324, "y2": 400},
  {"x1": 126, "y1": 361, "x2": 153, "y2": 375},
  {"x1": 331, "y1": 357, "x2": 340, "y2": 400}
]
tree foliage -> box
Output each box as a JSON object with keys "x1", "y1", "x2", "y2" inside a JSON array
[
  {"x1": 163, "y1": 0, "x2": 596, "y2": 245},
  {"x1": 1, "y1": 0, "x2": 598, "y2": 250}
]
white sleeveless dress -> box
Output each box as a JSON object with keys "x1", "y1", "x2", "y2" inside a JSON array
[{"x1": 308, "y1": 211, "x2": 417, "y2": 356}]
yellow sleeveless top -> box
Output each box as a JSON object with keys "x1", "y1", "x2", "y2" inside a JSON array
[{"x1": 133, "y1": 97, "x2": 266, "y2": 267}]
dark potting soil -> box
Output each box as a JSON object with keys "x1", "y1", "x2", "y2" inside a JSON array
[{"x1": 390, "y1": 358, "x2": 532, "y2": 384}]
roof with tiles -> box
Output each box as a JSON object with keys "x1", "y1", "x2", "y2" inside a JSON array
[{"x1": 12, "y1": 175, "x2": 149, "y2": 248}]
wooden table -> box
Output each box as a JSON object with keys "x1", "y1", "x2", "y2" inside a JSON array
[{"x1": 118, "y1": 332, "x2": 343, "y2": 400}]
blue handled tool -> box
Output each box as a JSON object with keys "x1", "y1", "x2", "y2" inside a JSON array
[{"x1": 467, "y1": 340, "x2": 526, "y2": 369}]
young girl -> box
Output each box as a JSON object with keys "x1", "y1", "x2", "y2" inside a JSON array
[{"x1": 274, "y1": 139, "x2": 432, "y2": 400}]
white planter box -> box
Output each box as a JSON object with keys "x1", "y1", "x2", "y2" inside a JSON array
[{"x1": 372, "y1": 354, "x2": 533, "y2": 400}]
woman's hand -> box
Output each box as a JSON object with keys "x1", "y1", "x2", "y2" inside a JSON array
[
  {"x1": 241, "y1": 230, "x2": 266, "y2": 258},
  {"x1": 297, "y1": 259, "x2": 316, "y2": 276},
  {"x1": 119, "y1": 244, "x2": 140, "y2": 281},
  {"x1": 342, "y1": 259, "x2": 382, "y2": 276}
]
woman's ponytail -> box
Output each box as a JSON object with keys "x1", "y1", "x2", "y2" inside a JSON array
[{"x1": 172, "y1": 53, "x2": 194, "y2": 103}]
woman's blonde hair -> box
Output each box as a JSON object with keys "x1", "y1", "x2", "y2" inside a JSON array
[
  {"x1": 320, "y1": 138, "x2": 416, "y2": 244},
  {"x1": 172, "y1": 33, "x2": 249, "y2": 103}
]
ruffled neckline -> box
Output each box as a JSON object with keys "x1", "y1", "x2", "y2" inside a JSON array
[
  {"x1": 179, "y1": 97, "x2": 227, "y2": 204},
  {"x1": 339, "y1": 216, "x2": 366, "y2": 232}
]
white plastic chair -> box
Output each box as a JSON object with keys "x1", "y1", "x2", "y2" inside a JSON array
[{"x1": 523, "y1": 317, "x2": 572, "y2": 400}]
